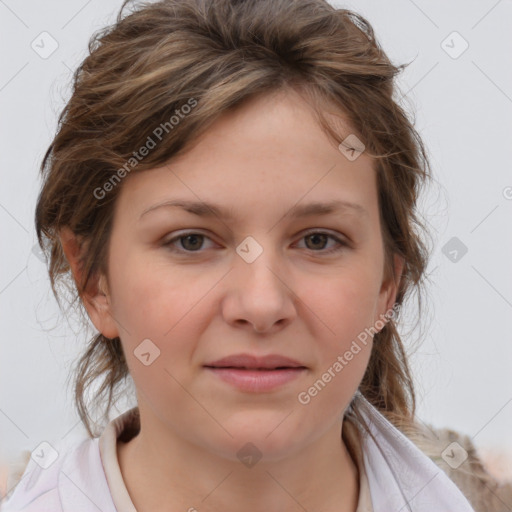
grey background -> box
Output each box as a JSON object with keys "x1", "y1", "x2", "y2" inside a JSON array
[{"x1": 1, "y1": 0, "x2": 511, "y2": 467}]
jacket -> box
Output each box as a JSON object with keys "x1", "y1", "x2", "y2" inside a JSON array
[{"x1": 2, "y1": 393, "x2": 509, "y2": 511}]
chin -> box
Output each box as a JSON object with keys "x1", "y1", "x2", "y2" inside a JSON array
[{"x1": 214, "y1": 416, "x2": 306, "y2": 463}]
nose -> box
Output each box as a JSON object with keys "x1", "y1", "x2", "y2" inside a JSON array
[{"x1": 220, "y1": 239, "x2": 297, "y2": 334}]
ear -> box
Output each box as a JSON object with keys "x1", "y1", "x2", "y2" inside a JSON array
[
  {"x1": 375, "y1": 253, "x2": 404, "y2": 329},
  {"x1": 59, "y1": 226, "x2": 120, "y2": 340}
]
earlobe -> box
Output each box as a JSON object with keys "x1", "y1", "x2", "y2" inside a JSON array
[
  {"x1": 85, "y1": 274, "x2": 120, "y2": 340},
  {"x1": 59, "y1": 226, "x2": 120, "y2": 340},
  {"x1": 386, "y1": 253, "x2": 404, "y2": 311},
  {"x1": 59, "y1": 226, "x2": 84, "y2": 287},
  {"x1": 376, "y1": 253, "x2": 405, "y2": 330}
]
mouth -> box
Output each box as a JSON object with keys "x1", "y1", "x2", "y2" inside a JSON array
[
  {"x1": 204, "y1": 365, "x2": 305, "y2": 370},
  {"x1": 204, "y1": 353, "x2": 306, "y2": 370},
  {"x1": 203, "y1": 354, "x2": 307, "y2": 392}
]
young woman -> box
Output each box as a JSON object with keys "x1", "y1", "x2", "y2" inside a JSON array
[{"x1": 1, "y1": 0, "x2": 489, "y2": 510}]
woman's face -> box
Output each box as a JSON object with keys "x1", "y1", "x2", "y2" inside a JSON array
[{"x1": 90, "y1": 88, "x2": 401, "y2": 461}]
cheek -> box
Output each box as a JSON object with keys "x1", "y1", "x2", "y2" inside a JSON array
[
  {"x1": 111, "y1": 271, "x2": 203, "y2": 415},
  {"x1": 108, "y1": 258, "x2": 217, "y2": 381},
  {"x1": 296, "y1": 268, "x2": 379, "y2": 402},
  {"x1": 109, "y1": 253, "x2": 201, "y2": 336},
  {"x1": 296, "y1": 281, "x2": 375, "y2": 418},
  {"x1": 303, "y1": 266, "x2": 381, "y2": 348}
]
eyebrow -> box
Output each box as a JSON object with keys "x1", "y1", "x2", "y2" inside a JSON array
[{"x1": 138, "y1": 199, "x2": 368, "y2": 221}]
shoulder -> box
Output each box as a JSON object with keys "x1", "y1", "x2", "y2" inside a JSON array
[
  {"x1": 1, "y1": 437, "x2": 111, "y2": 512},
  {"x1": 407, "y1": 422, "x2": 512, "y2": 512},
  {"x1": 1, "y1": 444, "x2": 67, "y2": 511}
]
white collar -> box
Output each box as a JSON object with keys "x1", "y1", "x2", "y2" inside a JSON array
[
  {"x1": 352, "y1": 392, "x2": 475, "y2": 511},
  {"x1": 6, "y1": 395, "x2": 473, "y2": 511}
]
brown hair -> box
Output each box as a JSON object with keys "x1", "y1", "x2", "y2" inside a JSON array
[{"x1": 35, "y1": 0, "x2": 434, "y2": 438}]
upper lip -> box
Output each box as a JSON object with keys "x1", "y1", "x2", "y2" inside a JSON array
[{"x1": 204, "y1": 353, "x2": 306, "y2": 370}]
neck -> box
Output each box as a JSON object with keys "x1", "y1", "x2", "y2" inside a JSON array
[{"x1": 117, "y1": 411, "x2": 360, "y2": 512}]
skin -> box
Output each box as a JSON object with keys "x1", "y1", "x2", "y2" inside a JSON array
[{"x1": 60, "y1": 87, "x2": 403, "y2": 512}]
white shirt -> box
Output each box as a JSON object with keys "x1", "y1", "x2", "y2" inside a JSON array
[{"x1": 1, "y1": 393, "x2": 474, "y2": 512}]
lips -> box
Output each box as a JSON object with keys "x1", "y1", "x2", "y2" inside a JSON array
[
  {"x1": 204, "y1": 353, "x2": 307, "y2": 392},
  {"x1": 204, "y1": 353, "x2": 306, "y2": 370}
]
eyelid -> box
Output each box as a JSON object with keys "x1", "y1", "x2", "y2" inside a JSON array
[
  {"x1": 299, "y1": 228, "x2": 349, "y2": 243},
  {"x1": 161, "y1": 230, "x2": 218, "y2": 251},
  {"x1": 162, "y1": 228, "x2": 350, "y2": 254},
  {"x1": 295, "y1": 229, "x2": 350, "y2": 254}
]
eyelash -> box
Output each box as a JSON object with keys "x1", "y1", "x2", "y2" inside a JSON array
[{"x1": 161, "y1": 230, "x2": 349, "y2": 256}]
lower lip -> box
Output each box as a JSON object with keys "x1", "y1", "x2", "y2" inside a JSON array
[{"x1": 204, "y1": 367, "x2": 306, "y2": 392}]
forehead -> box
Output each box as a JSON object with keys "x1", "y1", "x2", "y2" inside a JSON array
[{"x1": 115, "y1": 89, "x2": 379, "y2": 225}]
